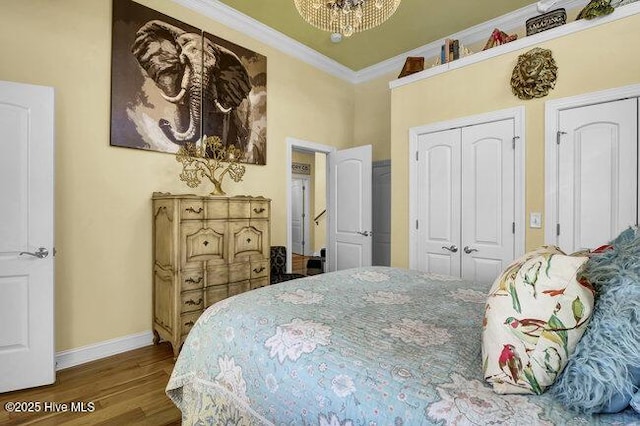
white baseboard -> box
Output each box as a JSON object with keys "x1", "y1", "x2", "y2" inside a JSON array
[{"x1": 55, "y1": 330, "x2": 154, "y2": 371}]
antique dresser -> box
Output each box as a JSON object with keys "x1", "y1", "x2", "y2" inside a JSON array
[{"x1": 152, "y1": 193, "x2": 271, "y2": 357}]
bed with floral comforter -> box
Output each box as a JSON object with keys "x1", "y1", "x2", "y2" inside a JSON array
[{"x1": 166, "y1": 267, "x2": 639, "y2": 425}]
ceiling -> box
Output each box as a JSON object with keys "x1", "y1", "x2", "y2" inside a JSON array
[{"x1": 217, "y1": 0, "x2": 537, "y2": 71}]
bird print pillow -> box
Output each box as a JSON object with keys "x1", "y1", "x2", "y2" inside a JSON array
[{"x1": 482, "y1": 246, "x2": 595, "y2": 395}]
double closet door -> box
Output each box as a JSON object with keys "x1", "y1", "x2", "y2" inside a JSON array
[
  {"x1": 416, "y1": 118, "x2": 515, "y2": 283},
  {"x1": 555, "y1": 98, "x2": 639, "y2": 252}
]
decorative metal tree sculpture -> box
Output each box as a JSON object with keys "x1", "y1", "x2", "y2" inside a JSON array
[{"x1": 176, "y1": 136, "x2": 246, "y2": 196}]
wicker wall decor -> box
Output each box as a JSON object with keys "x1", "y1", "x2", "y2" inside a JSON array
[{"x1": 510, "y1": 48, "x2": 558, "y2": 100}]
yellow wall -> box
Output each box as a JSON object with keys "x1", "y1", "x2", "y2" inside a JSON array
[
  {"x1": 313, "y1": 153, "x2": 327, "y2": 253},
  {"x1": 390, "y1": 14, "x2": 640, "y2": 268},
  {"x1": 0, "y1": 0, "x2": 355, "y2": 352},
  {"x1": 354, "y1": 72, "x2": 396, "y2": 161}
]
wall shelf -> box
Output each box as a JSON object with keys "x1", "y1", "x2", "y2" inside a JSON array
[{"x1": 389, "y1": 1, "x2": 640, "y2": 90}]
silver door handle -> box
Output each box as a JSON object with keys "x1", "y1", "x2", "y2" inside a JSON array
[
  {"x1": 356, "y1": 231, "x2": 371, "y2": 237},
  {"x1": 20, "y1": 247, "x2": 49, "y2": 259},
  {"x1": 463, "y1": 246, "x2": 478, "y2": 254},
  {"x1": 442, "y1": 245, "x2": 458, "y2": 253}
]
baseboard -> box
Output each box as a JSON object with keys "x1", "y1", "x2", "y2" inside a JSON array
[{"x1": 55, "y1": 330, "x2": 154, "y2": 371}]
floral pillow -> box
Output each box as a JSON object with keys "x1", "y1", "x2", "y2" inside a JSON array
[{"x1": 482, "y1": 246, "x2": 594, "y2": 394}]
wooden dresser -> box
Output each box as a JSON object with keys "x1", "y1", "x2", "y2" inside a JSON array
[{"x1": 151, "y1": 193, "x2": 271, "y2": 357}]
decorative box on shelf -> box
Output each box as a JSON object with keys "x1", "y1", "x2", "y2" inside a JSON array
[
  {"x1": 526, "y1": 8, "x2": 567, "y2": 36},
  {"x1": 151, "y1": 192, "x2": 271, "y2": 358}
]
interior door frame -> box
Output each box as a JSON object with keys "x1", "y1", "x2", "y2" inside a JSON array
[
  {"x1": 544, "y1": 83, "x2": 640, "y2": 245},
  {"x1": 286, "y1": 137, "x2": 336, "y2": 273},
  {"x1": 408, "y1": 106, "x2": 526, "y2": 270}
]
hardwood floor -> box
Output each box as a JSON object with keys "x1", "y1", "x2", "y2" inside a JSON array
[
  {"x1": 291, "y1": 253, "x2": 310, "y2": 275},
  {"x1": 0, "y1": 343, "x2": 181, "y2": 425}
]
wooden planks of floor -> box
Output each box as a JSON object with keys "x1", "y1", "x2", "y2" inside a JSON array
[{"x1": 0, "y1": 343, "x2": 181, "y2": 425}]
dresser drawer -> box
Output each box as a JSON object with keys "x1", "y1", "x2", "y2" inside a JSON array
[
  {"x1": 250, "y1": 277, "x2": 270, "y2": 290},
  {"x1": 181, "y1": 289, "x2": 204, "y2": 313},
  {"x1": 229, "y1": 262, "x2": 250, "y2": 282},
  {"x1": 181, "y1": 221, "x2": 227, "y2": 267},
  {"x1": 182, "y1": 269, "x2": 205, "y2": 291},
  {"x1": 250, "y1": 200, "x2": 270, "y2": 219},
  {"x1": 229, "y1": 199, "x2": 251, "y2": 218},
  {"x1": 229, "y1": 280, "x2": 250, "y2": 296},
  {"x1": 180, "y1": 200, "x2": 204, "y2": 220},
  {"x1": 206, "y1": 264, "x2": 229, "y2": 286},
  {"x1": 205, "y1": 284, "x2": 229, "y2": 307},
  {"x1": 181, "y1": 310, "x2": 202, "y2": 336},
  {"x1": 205, "y1": 199, "x2": 229, "y2": 220},
  {"x1": 250, "y1": 260, "x2": 269, "y2": 278}
]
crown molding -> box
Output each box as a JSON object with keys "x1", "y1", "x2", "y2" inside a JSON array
[
  {"x1": 172, "y1": 0, "x2": 591, "y2": 85},
  {"x1": 172, "y1": 0, "x2": 359, "y2": 83}
]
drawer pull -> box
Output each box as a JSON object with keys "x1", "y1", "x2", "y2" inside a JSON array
[
  {"x1": 246, "y1": 238, "x2": 252, "y2": 244},
  {"x1": 253, "y1": 207, "x2": 266, "y2": 214},
  {"x1": 184, "y1": 320, "x2": 195, "y2": 328},
  {"x1": 185, "y1": 276, "x2": 203, "y2": 284},
  {"x1": 185, "y1": 298, "x2": 203, "y2": 306},
  {"x1": 185, "y1": 207, "x2": 203, "y2": 214},
  {"x1": 253, "y1": 266, "x2": 265, "y2": 273}
]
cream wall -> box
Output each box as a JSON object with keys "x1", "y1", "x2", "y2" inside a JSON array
[
  {"x1": 313, "y1": 153, "x2": 327, "y2": 254},
  {"x1": 354, "y1": 72, "x2": 396, "y2": 161},
  {"x1": 389, "y1": 14, "x2": 640, "y2": 268},
  {"x1": 0, "y1": 0, "x2": 355, "y2": 352}
]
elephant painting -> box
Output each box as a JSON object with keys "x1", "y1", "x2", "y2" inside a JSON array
[{"x1": 110, "y1": 0, "x2": 267, "y2": 164}]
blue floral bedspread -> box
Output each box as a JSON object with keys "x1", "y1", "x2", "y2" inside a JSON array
[{"x1": 166, "y1": 267, "x2": 639, "y2": 425}]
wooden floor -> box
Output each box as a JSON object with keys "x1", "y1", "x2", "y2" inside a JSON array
[
  {"x1": 0, "y1": 343, "x2": 181, "y2": 426},
  {"x1": 291, "y1": 253, "x2": 310, "y2": 275}
]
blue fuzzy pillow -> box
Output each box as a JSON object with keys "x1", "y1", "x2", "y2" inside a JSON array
[{"x1": 551, "y1": 227, "x2": 640, "y2": 414}]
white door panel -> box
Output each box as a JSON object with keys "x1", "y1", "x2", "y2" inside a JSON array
[
  {"x1": 328, "y1": 145, "x2": 372, "y2": 271},
  {"x1": 0, "y1": 80, "x2": 55, "y2": 392},
  {"x1": 291, "y1": 176, "x2": 310, "y2": 255},
  {"x1": 558, "y1": 98, "x2": 638, "y2": 252},
  {"x1": 461, "y1": 120, "x2": 515, "y2": 282},
  {"x1": 416, "y1": 119, "x2": 515, "y2": 283},
  {"x1": 417, "y1": 129, "x2": 461, "y2": 275}
]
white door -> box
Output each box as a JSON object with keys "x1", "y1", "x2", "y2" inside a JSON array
[
  {"x1": 291, "y1": 175, "x2": 310, "y2": 255},
  {"x1": 416, "y1": 129, "x2": 461, "y2": 276},
  {"x1": 557, "y1": 98, "x2": 638, "y2": 253},
  {"x1": 328, "y1": 145, "x2": 372, "y2": 271},
  {"x1": 0, "y1": 81, "x2": 55, "y2": 392},
  {"x1": 416, "y1": 119, "x2": 515, "y2": 282},
  {"x1": 372, "y1": 162, "x2": 391, "y2": 266},
  {"x1": 461, "y1": 120, "x2": 515, "y2": 283}
]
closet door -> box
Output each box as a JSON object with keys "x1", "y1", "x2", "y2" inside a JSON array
[
  {"x1": 557, "y1": 98, "x2": 638, "y2": 253},
  {"x1": 416, "y1": 129, "x2": 461, "y2": 276},
  {"x1": 461, "y1": 119, "x2": 515, "y2": 283}
]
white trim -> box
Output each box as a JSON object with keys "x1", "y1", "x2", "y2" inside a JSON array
[
  {"x1": 390, "y1": 1, "x2": 640, "y2": 89},
  {"x1": 172, "y1": 0, "x2": 356, "y2": 82},
  {"x1": 409, "y1": 107, "x2": 526, "y2": 270},
  {"x1": 286, "y1": 138, "x2": 336, "y2": 273},
  {"x1": 544, "y1": 83, "x2": 640, "y2": 245},
  {"x1": 55, "y1": 331, "x2": 153, "y2": 371}
]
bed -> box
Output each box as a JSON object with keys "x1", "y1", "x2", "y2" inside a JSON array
[{"x1": 166, "y1": 266, "x2": 639, "y2": 425}]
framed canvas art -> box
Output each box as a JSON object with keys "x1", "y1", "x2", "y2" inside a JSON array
[{"x1": 110, "y1": 0, "x2": 267, "y2": 164}]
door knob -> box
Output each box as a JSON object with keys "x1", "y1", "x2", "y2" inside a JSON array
[
  {"x1": 442, "y1": 245, "x2": 458, "y2": 253},
  {"x1": 20, "y1": 247, "x2": 49, "y2": 259},
  {"x1": 463, "y1": 246, "x2": 478, "y2": 254},
  {"x1": 356, "y1": 231, "x2": 371, "y2": 237}
]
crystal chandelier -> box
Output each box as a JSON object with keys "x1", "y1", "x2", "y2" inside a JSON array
[{"x1": 294, "y1": 0, "x2": 401, "y2": 37}]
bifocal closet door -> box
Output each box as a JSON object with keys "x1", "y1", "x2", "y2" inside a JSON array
[
  {"x1": 557, "y1": 98, "x2": 638, "y2": 253},
  {"x1": 416, "y1": 128, "x2": 462, "y2": 276},
  {"x1": 461, "y1": 119, "x2": 515, "y2": 283}
]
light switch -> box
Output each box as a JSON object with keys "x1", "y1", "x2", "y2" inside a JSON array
[{"x1": 530, "y1": 212, "x2": 542, "y2": 228}]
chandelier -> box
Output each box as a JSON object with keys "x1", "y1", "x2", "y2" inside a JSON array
[{"x1": 294, "y1": 0, "x2": 401, "y2": 37}]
